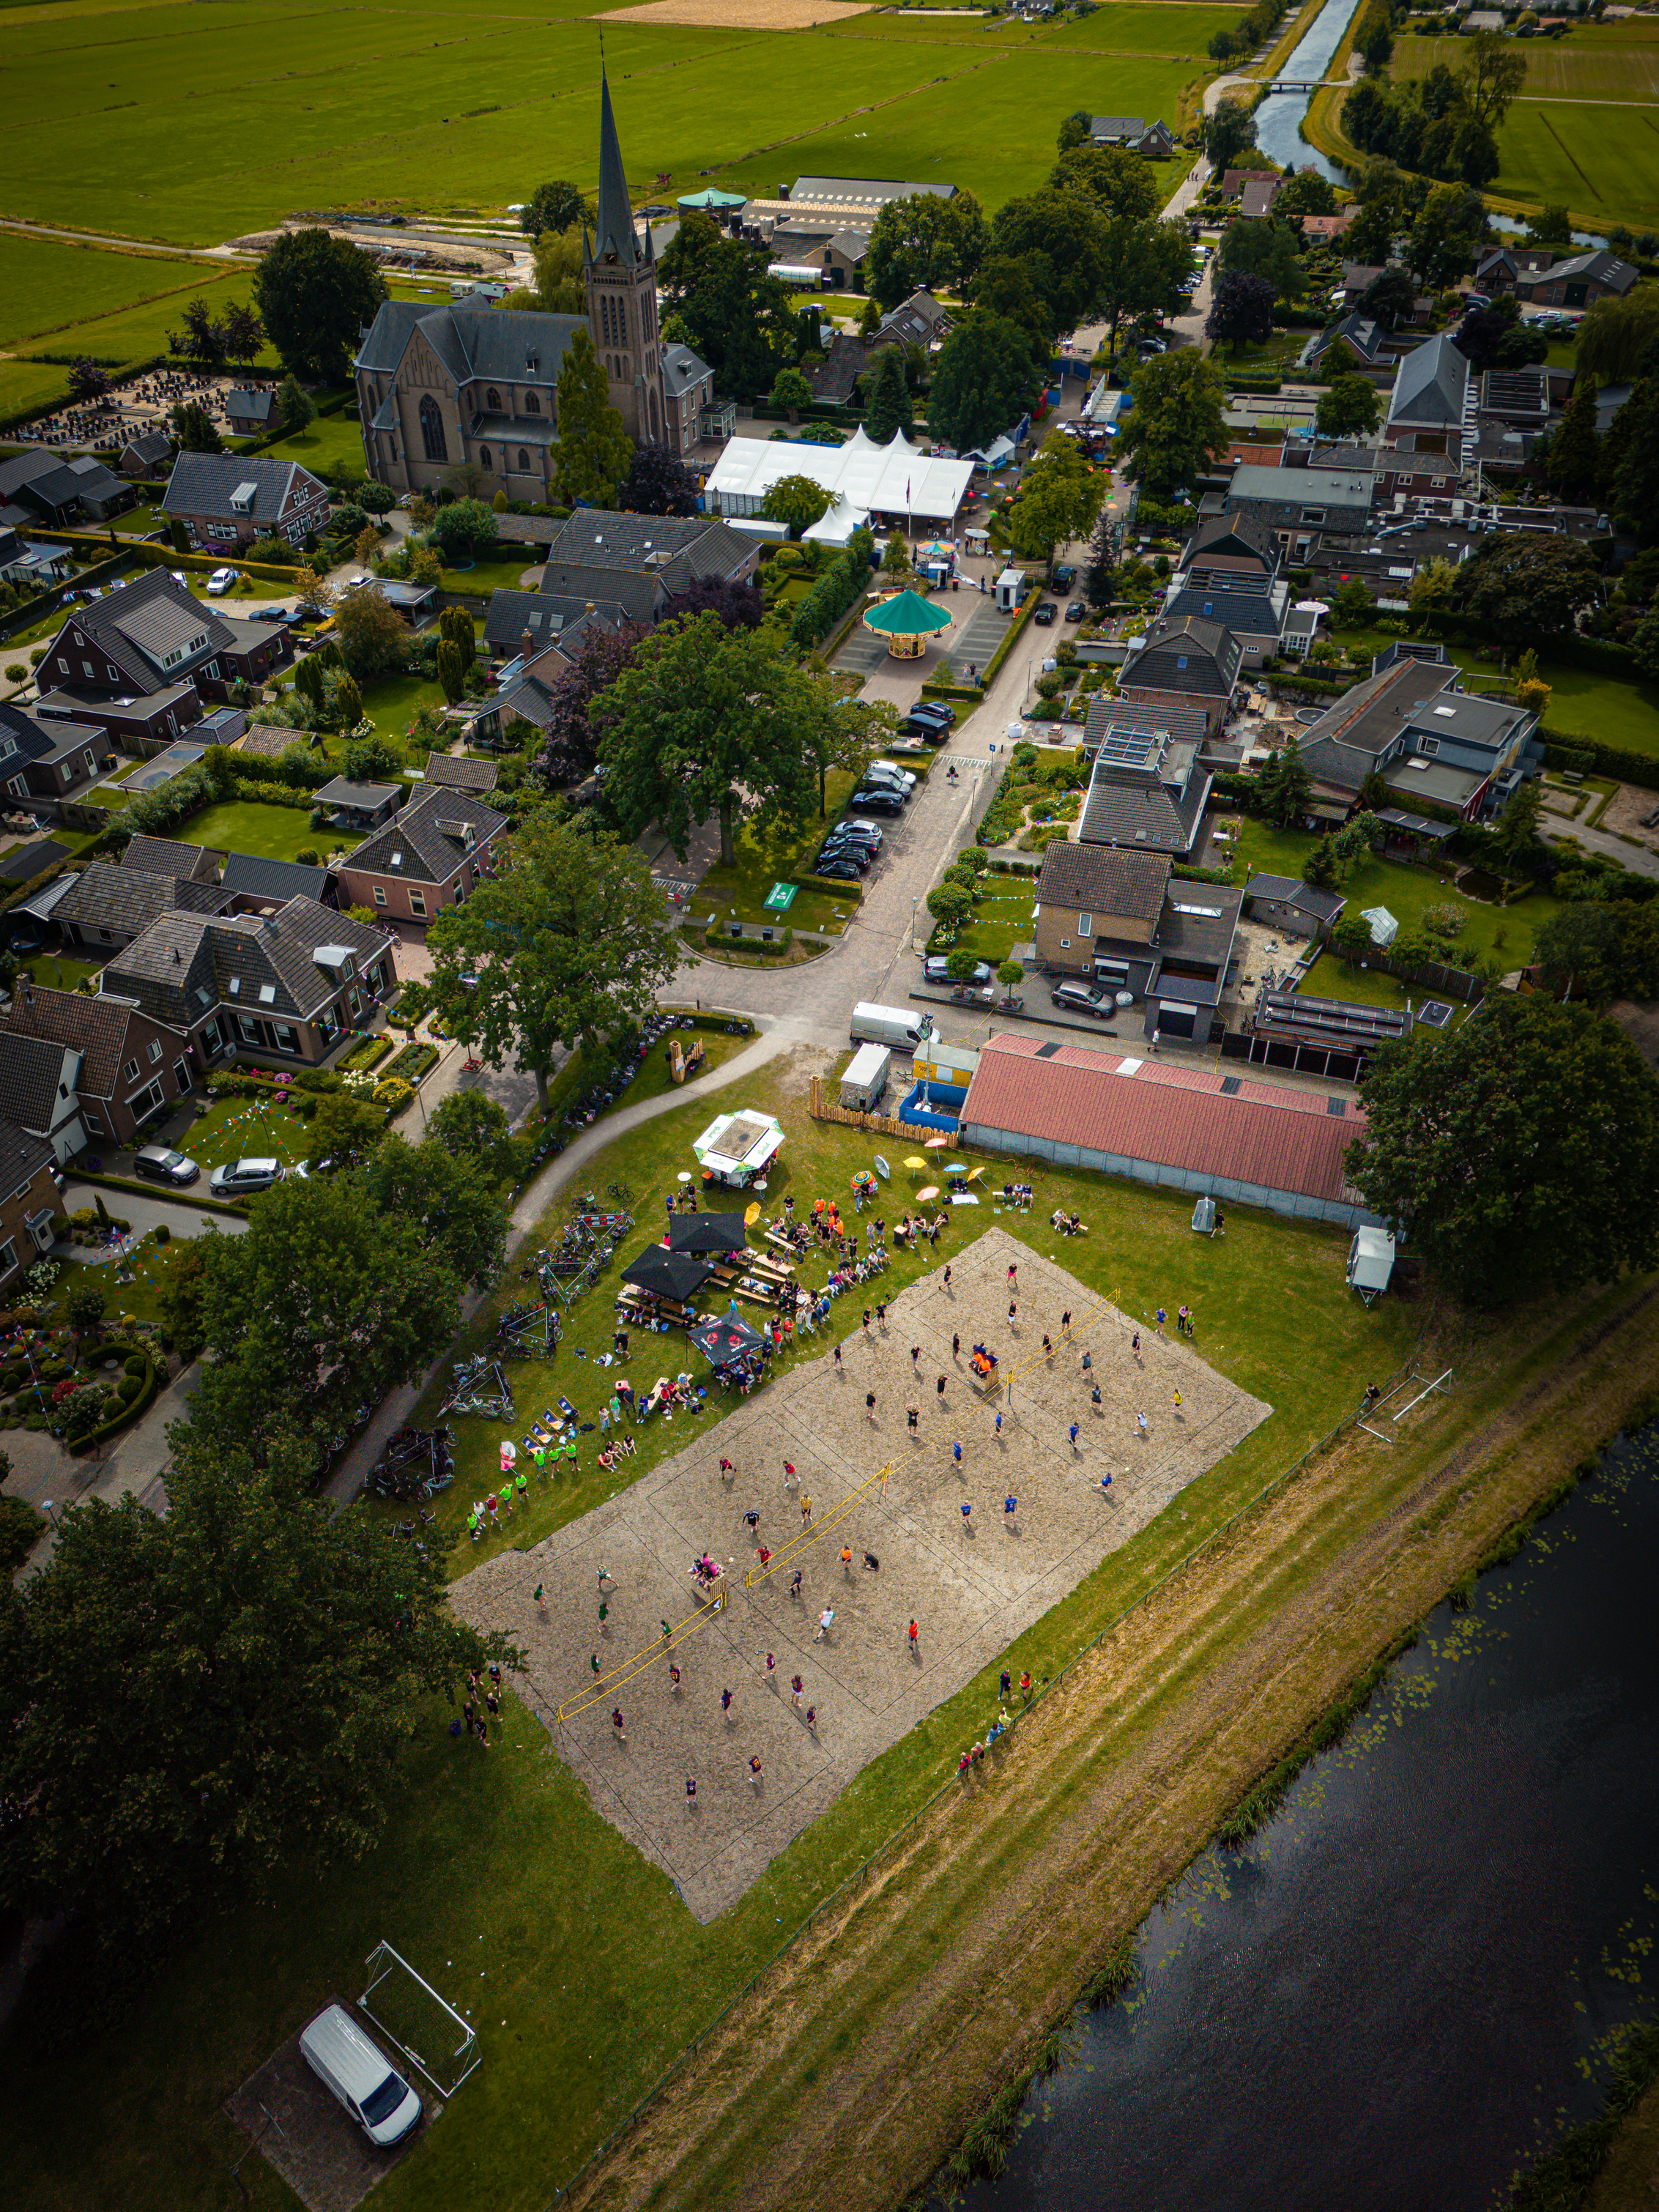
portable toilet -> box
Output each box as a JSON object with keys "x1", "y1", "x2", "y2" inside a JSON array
[
  {"x1": 840, "y1": 1042, "x2": 892, "y2": 1114},
  {"x1": 1346, "y1": 1225, "x2": 1397, "y2": 1304}
]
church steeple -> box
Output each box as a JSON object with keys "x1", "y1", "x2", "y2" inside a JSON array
[{"x1": 593, "y1": 69, "x2": 640, "y2": 267}]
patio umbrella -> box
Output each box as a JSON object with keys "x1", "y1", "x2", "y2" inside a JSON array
[
  {"x1": 621, "y1": 1248, "x2": 712, "y2": 1302},
  {"x1": 917, "y1": 1185, "x2": 940, "y2": 1202},
  {"x1": 743, "y1": 1200, "x2": 761, "y2": 1227},
  {"x1": 689, "y1": 1303, "x2": 768, "y2": 1369},
  {"x1": 966, "y1": 1165, "x2": 984, "y2": 1183},
  {"x1": 924, "y1": 1134, "x2": 950, "y2": 1149},
  {"x1": 667, "y1": 1211, "x2": 750, "y2": 1255},
  {"x1": 904, "y1": 1155, "x2": 927, "y2": 1171}
]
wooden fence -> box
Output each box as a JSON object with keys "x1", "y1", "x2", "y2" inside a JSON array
[{"x1": 808, "y1": 1076, "x2": 961, "y2": 1146}]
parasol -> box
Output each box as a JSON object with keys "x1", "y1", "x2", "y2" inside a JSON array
[
  {"x1": 744, "y1": 1200, "x2": 761, "y2": 1226},
  {"x1": 667, "y1": 1211, "x2": 750, "y2": 1254},
  {"x1": 966, "y1": 1165, "x2": 984, "y2": 1183},
  {"x1": 689, "y1": 1303, "x2": 768, "y2": 1368},
  {"x1": 925, "y1": 1134, "x2": 950, "y2": 1149},
  {"x1": 873, "y1": 1155, "x2": 890, "y2": 1180},
  {"x1": 904, "y1": 1155, "x2": 927, "y2": 1171},
  {"x1": 917, "y1": 1184, "x2": 940, "y2": 1201},
  {"x1": 622, "y1": 1247, "x2": 713, "y2": 1302}
]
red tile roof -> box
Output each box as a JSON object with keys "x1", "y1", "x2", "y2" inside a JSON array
[{"x1": 960, "y1": 1035, "x2": 1367, "y2": 1207}]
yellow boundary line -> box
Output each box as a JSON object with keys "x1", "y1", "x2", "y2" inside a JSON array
[
  {"x1": 744, "y1": 1462, "x2": 893, "y2": 1589},
  {"x1": 555, "y1": 1582, "x2": 728, "y2": 1724}
]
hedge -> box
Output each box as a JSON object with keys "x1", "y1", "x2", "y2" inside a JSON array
[
  {"x1": 67, "y1": 1168, "x2": 249, "y2": 1216},
  {"x1": 219, "y1": 749, "x2": 338, "y2": 795},
  {"x1": 31, "y1": 532, "x2": 303, "y2": 583},
  {"x1": 790, "y1": 546, "x2": 866, "y2": 651},
  {"x1": 70, "y1": 1341, "x2": 160, "y2": 1455},
  {"x1": 920, "y1": 683, "x2": 984, "y2": 703},
  {"x1": 1170, "y1": 860, "x2": 1239, "y2": 884},
  {"x1": 793, "y1": 872, "x2": 865, "y2": 902},
  {"x1": 385, "y1": 1039, "x2": 439, "y2": 1083},
  {"x1": 1541, "y1": 733, "x2": 1659, "y2": 792},
  {"x1": 981, "y1": 587, "x2": 1042, "y2": 688}
]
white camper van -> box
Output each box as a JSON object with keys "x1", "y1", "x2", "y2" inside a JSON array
[
  {"x1": 850, "y1": 1003, "x2": 933, "y2": 1051},
  {"x1": 299, "y1": 2005, "x2": 423, "y2": 2148}
]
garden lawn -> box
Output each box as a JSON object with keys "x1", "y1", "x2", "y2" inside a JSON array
[
  {"x1": 256, "y1": 412, "x2": 369, "y2": 482},
  {"x1": 177, "y1": 1091, "x2": 319, "y2": 1178},
  {"x1": 507, "y1": 1019, "x2": 749, "y2": 1151},
  {"x1": 438, "y1": 551, "x2": 539, "y2": 597},
  {"x1": 1231, "y1": 818, "x2": 1565, "y2": 968},
  {"x1": 360, "y1": 671, "x2": 452, "y2": 746},
  {"x1": 177, "y1": 799, "x2": 360, "y2": 864},
  {"x1": 691, "y1": 768, "x2": 861, "y2": 929},
  {"x1": 15, "y1": 951, "x2": 106, "y2": 996},
  {"x1": 940, "y1": 869, "x2": 1039, "y2": 968},
  {"x1": 0, "y1": 1055, "x2": 1428, "y2": 2212}
]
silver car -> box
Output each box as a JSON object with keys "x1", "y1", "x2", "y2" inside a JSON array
[{"x1": 209, "y1": 1156, "x2": 284, "y2": 1196}]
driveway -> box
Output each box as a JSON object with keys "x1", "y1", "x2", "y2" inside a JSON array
[{"x1": 58, "y1": 1179, "x2": 248, "y2": 1245}]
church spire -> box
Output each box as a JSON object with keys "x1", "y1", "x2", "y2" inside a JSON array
[{"x1": 594, "y1": 67, "x2": 640, "y2": 267}]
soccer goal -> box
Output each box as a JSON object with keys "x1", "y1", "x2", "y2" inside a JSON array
[
  {"x1": 359, "y1": 1942, "x2": 482, "y2": 2100},
  {"x1": 1358, "y1": 1367, "x2": 1453, "y2": 1446}
]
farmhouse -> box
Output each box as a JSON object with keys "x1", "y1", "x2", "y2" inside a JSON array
[
  {"x1": 1090, "y1": 117, "x2": 1175, "y2": 156},
  {"x1": 334, "y1": 787, "x2": 508, "y2": 927},
  {"x1": 960, "y1": 1035, "x2": 1378, "y2": 1228},
  {"x1": 160, "y1": 452, "x2": 330, "y2": 552},
  {"x1": 1516, "y1": 248, "x2": 1638, "y2": 309},
  {"x1": 356, "y1": 74, "x2": 711, "y2": 485},
  {"x1": 32, "y1": 571, "x2": 292, "y2": 732}
]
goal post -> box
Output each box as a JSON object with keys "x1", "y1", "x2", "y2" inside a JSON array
[{"x1": 359, "y1": 1941, "x2": 481, "y2": 2100}]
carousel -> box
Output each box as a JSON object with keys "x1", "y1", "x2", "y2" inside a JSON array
[{"x1": 862, "y1": 587, "x2": 952, "y2": 662}]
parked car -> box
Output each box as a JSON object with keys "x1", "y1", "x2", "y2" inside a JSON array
[
  {"x1": 133, "y1": 1145, "x2": 200, "y2": 1187},
  {"x1": 862, "y1": 763, "x2": 916, "y2": 797},
  {"x1": 814, "y1": 842, "x2": 871, "y2": 873},
  {"x1": 814, "y1": 855, "x2": 867, "y2": 882},
  {"x1": 909, "y1": 699, "x2": 956, "y2": 727},
  {"x1": 847, "y1": 787, "x2": 904, "y2": 815},
  {"x1": 1066, "y1": 601, "x2": 1086, "y2": 622},
  {"x1": 903, "y1": 714, "x2": 954, "y2": 745},
  {"x1": 205, "y1": 567, "x2": 237, "y2": 596},
  {"x1": 1050, "y1": 981, "x2": 1117, "y2": 1020},
  {"x1": 924, "y1": 956, "x2": 994, "y2": 986},
  {"x1": 830, "y1": 819, "x2": 884, "y2": 848},
  {"x1": 209, "y1": 1157, "x2": 284, "y2": 1197},
  {"x1": 250, "y1": 605, "x2": 290, "y2": 623},
  {"x1": 299, "y1": 2004, "x2": 423, "y2": 2150},
  {"x1": 1050, "y1": 563, "x2": 1076, "y2": 590},
  {"x1": 1033, "y1": 602, "x2": 1058, "y2": 626}
]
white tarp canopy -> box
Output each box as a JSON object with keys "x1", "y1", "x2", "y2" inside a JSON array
[
  {"x1": 1360, "y1": 905, "x2": 1398, "y2": 947},
  {"x1": 803, "y1": 502, "x2": 872, "y2": 547},
  {"x1": 705, "y1": 426, "x2": 976, "y2": 523},
  {"x1": 691, "y1": 1109, "x2": 785, "y2": 1187}
]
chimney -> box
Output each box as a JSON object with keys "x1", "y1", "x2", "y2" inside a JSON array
[{"x1": 522, "y1": 627, "x2": 534, "y2": 658}]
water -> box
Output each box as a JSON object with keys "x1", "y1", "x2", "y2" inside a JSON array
[
  {"x1": 1488, "y1": 212, "x2": 1608, "y2": 250},
  {"x1": 948, "y1": 1423, "x2": 1659, "y2": 2212},
  {"x1": 1250, "y1": 0, "x2": 1367, "y2": 181}
]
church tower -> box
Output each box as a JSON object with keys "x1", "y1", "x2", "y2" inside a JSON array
[{"x1": 584, "y1": 70, "x2": 667, "y2": 445}]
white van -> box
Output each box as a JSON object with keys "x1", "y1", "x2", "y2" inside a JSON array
[
  {"x1": 299, "y1": 2005, "x2": 423, "y2": 2148},
  {"x1": 850, "y1": 1002, "x2": 933, "y2": 1051}
]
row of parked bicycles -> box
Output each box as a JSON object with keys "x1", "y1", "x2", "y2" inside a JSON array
[{"x1": 365, "y1": 1423, "x2": 456, "y2": 1504}]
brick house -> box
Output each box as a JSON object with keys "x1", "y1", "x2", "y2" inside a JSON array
[
  {"x1": 819, "y1": 231, "x2": 869, "y2": 293},
  {"x1": 335, "y1": 788, "x2": 508, "y2": 927},
  {"x1": 0, "y1": 982, "x2": 200, "y2": 1146},
  {"x1": 0, "y1": 699, "x2": 108, "y2": 810},
  {"x1": 160, "y1": 452, "x2": 330, "y2": 553},
  {"x1": 1117, "y1": 615, "x2": 1243, "y2": 737},
  {"x1": 120, "y1": 429, "x2": 175, "y2": 480},
  {"x1": 1384, "y1": 332, "x2": 1472, "y2": 471},
  {"x1": 1515, "y1": 249, "x2": 1638, "y2": 311},
  {"x1": 1035, "y1": 843, "x2": 1242, "y2": 1042},
  {"x1": 0, "y1": 1121, "x2": 66, "y2": 1291},
  {"x1": 33, "y1": 571, "x2": 292, "y2": 746},
  {"x1": 423, "y1": 752, "x2": 499, "y2": 795},
  {"x1": 0, "y1": 1031, "x2": 88, "y2": 1163},
  {"x1": 100, "y1": 897, "x2": 398, "y2": 1071},
  {"x1": 1035, "y1": 842, "x2": 1170, "y2": 978}
]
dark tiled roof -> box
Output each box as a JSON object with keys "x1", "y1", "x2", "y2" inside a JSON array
[
  {"x1": 1120, "y1": 615, "x2": 1242, "y2": 699},
  {"x1": 122, "y1": 431, "x2": 174, "y2": 468},
  {"x1": 161, "y1": 452, "x2": 325, "y2": 526},
  {"x1": 220, "y1": 853, "x2": 330, "y2": 903},
  {"x1": 103, "y1": 896, "x2": 388, "y2": 1028},
  {"x1": 46, "y1": 569, "x2": 232, "y2": 694},
  {"x1": 423, "y1": 753, "x2": 500, "y2": 792},
  {"x1": 0, "y1": 1116, "x2": 53, "y2": 1200},
  {"x1": 663, "y1": 341, "x2": 712, "y2": 397},
  {"x1": 0, "y1": 1033, "x2": 73, "y2": 1132},
  {"x1": 1181, "y1": 511, "x2": 1277, "y2": 571},
  {"x1": 1079, "y1": 760, "x2": 1209, "y2": 857},
  {"x1": 1163, "y1": 584, "x2": 1283, "y2": 639},
  {"x1": 344, "y1": 788, "x2": 507, "y2": 885},
  {"x1": 1036, "y1": 841, "x2": 1170, "y2": 920},
  {"x1": 1, "y1": 984, "x2": 137, "y2": 1097},
  {"x1": 355, "y1": 299, "x2": 586, "y2": 389},
  {"x1": 1085, "y1": 697, "x2": 1211, "y2": 751},
  {"x1": 1387, "y1": 333, "x2": 1470, "y2": 429},
  {"x1": 1296, "y1": 657, "x2": 1456, "y2": 791},
  {"x1": 236, "y1": 722, "x2": 311, "y2": 760},
  {"x1": 809, "y1": 334, "x2": 870, "y2": 404},
  {"x1": 316, "y1": 777, "x2": 402, "y2": 807},
  {"x1": 226, "y1": 387, "x2": 278, "y2": 423},
  {"x1": 1244, "y1": 872, "x2": 1347, "y2": 924},
  {"x1": 55, "y1": 862, "x2": 234, "y2": 938},
  {"x1": 121, "y1": 834, "x2": 216, "y2": 883}
]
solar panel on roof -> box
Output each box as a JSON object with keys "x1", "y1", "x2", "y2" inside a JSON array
[
  {"x1": 1035, "y1": 1042, "x2": 1062, "y2": 1058},
  {"x1": 1220, "y1": 1076, "x2": 1242, "y2": 1096}
]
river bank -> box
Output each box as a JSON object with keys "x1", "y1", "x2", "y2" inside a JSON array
[{"x1": 567, "y1": 1275, "x2": 1659, "y2": 2212}]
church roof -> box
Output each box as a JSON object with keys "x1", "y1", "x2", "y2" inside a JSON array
[{"x1": 593, "y1": 70, "x2": 642, "y2": 269}]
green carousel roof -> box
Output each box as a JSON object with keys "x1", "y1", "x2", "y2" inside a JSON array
[
  {"x1": 678, "y1": 188, "x2": 749, "y2": 210},
  {"x1": 862, "y1": 589, "x2": 951, "y2": 636}
]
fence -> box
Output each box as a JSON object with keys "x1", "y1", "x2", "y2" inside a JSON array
[
  {"x1": 547, "y1": 1342, "x2": 1427, "y2": 2206},
  {"x1": 1303, "y1": 935, "x2": 1486, "y2": 1006},
  {"x1": 807, "y1": 1075, "x2": 960, "y2": 1146}
]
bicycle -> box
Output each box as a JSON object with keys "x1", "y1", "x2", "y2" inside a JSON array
[{"x1": 606, "y1": 1179, "x2": 632, "y2": 1205}]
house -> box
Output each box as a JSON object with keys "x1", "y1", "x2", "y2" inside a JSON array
[
  {"x1": 1220, "y1": 169, "x2": 1280, "y2": 200},
  {"x1": 1296, "y1": 313, "x2": 1392, "y2": 377},
  {"x1": 481, "y1": 588, "x2": 626, "y2": 664},
  {"x1": 1162, "y1": 571, "x2": 1288, "y2": 665},
  {"x1": 314, "y1": 776, "x2": 404, "y2": 831},
  {"x1": 1117, "y1": 615, "x2": 1244, "y2": 736},
  {"x1": 806, "y1": 333, "x2": 870, "y2": 405},
  {"x1": 120, "y1": 834, "x2": 219, "y2": 885},
  {"x1": 1034, "y1": 841, "x2": 1170, "y2": 979},
  {"x1": 1091, "y1": 117, "x2": 1176, "y2": 156},
  {"x1": 870, "y1": 291, "x2": 954, "y2": 353},
  {"x1": 224, "y1": 387, "x2": 278, "y2": 437},
  {"x1": 1077, "y1": 722, "x2": 1212, "y2": 860},
  {"x1": 0, "y1": 1031, "x2": 88, "y2": 1163},
  {"x1": 1517, "y1": 248, "x2": 1639, "y2": 311},
  {"x1": 1240, "y1": 179, "x2": 1280, "y2": 221},
  {"x1": 819, "y1": 231, "x2": 869, "y2": 292},
  {"x1": 100, "y1": 897, "x2": 398, "y2": 1072},
  {"x1": 1383, "y1": 332, "x2": 1472, "y2": 469},
  {"x1": 33, "y1": 569, "x2": 292, "y2": 740},
  {"x1": 0, "y1": 698, "x2": 107, "y2": 811},
  {"x1": 0, "y1": 529, "x2": 73, "y2": 591},
  {"x1": 0, "y1": 1119, "x2": 66, "y2": 1290},
  {"x1": 54, "y1": 861, "x2": 237, "y2": 954},
  {"x1": 536, "y1": 511, "x2": 761, "y2": 627},
  {"x1": 1082, "y1": 697, "x2": 1212, "y2": 756},
  {"x1": 1242, "y1": 872, "x2": 1347, "y2": 940},
  {"x1": 160, "y1": 451, "x2": 330, "y2": 553},
  {"x1": 357, "y1": 73, "x2": 712, "y2": 485},
  {"x1": 474, "y1": 644, "x2": 568, "y2": 742},
  {"x1": 960, "y1": 1036, "x2": 1376, "y2": 1225},
  {"x1": 1474, "y1": 243, "x2": 1558, "y2": 295},
  {"x1": 218, "y1": 852, "x2": 336, "y2": 915},
  {"x1": 119, "y1": 429, "x2": 174, "y2": 480},
  {"x1": 1223, "y1": 461, "x2": 1376, "y2": 560},
  {"x1": 1339, "y1": 262, "x2": 1387, "y2": 307},
  {"x1": 234, "y1": 722, "x2": 312, "y2": 766},
  {"x1": 1176, "y1": 511, "x2": 1280, "y2": 591},
  {"x1": 1297, "y1": 210, "x2": 1358, "y2": 248},
  {"x1": 0, "y1": 981, "x2": 201, "y2": 1146},
  {"x1": 335, "y1": 787, "x2": 508, "y2": 927},
  {"x1": 374, "y1": 579, "x2": 440, "y2": 627},
  {"x1": 0, "y1": 451, "x2": 125, "y2": 524},
  {"x1": 422, "y1": 751, "x2": 499, "y2": 795},
  {"x1": 1294, "y1": 647, "x2": 1542, "y2": 822}
]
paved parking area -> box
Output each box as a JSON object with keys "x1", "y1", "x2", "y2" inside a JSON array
[
  {"x1": 451, "y1": 1228, "x2": 1269, "y2": 1920},
  {"x1": 226, "y1": 2009, "x2": 431, "y2": 2212}
]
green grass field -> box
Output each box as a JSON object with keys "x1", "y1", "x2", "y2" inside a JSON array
[
  {"x1": 256, "y1": 410, "x2": 368, "y2": 482},
  {"x1": 177, "y1": 798, "x2": 360, "y2": 864},
  {"x1": 0, "y1": 1056, "x2": 1419, "y2": 2212},
  {"x1": 0, "y1": 233, "x2": 219, "y2": 348}
]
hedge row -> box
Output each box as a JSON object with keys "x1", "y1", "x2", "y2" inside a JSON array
[
  {"x1": 981, "y1": 587, "x2": 1041, "y2": 689},
  {"x1": 793, "y1": 872, "x2": 864, "y2": 902},
  {"x1": 70, "y1": 1342, "x2": 160, "y2": 1455},
  {"x1": 790, "y1": 546, "x2": 866, "y2": 651},
  {"x1": 34, "y1": 531, "x2": 303, "y2": 583},
  {"x1": 70, "y1": 1168, "x2": 249, "y2": 1217},
  {"x1": 1170, "y1": 860, "x2": 1238, "y2": 885},
  {"x1": 1542, "y1": 734, "x2": 1659, "y2": 793}
]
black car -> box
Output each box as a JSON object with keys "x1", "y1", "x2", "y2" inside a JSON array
[
  {"x1": 814, "y1": 856, "x2": 865, "y2": 881},
  {"x1": 133, "y1": 1144, "x2": 201, "y2": 1187},
  {"x1": 848, "y1": 787, "x2": 904, "y2": 815},
  {"x1": 908, "y1": 699, "x2": 955, "y2": 727},
  {"x1": 1033, "y1": 601, "x2": 1058, "y2": 626},
  {"x1": 1066, "y1": 601, "x2": 1086, "y2": 622},
  {"x1": 814, "y1": 842, "x2": 872, "y2": 872},
  {"x1": 1050, "y1": 564, "x2": 1076, "y2": 590},
  {"x1": 903, "y1": 714, "x2": 953, "y2": 745}
]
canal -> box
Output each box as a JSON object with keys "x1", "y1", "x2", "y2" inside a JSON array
[
  {"x1": 1251, "y1": 0, "x2": 1365, "y2": 180},
  {"x1": 944, "y1": 1422, "x2": 1659, "y2": 2211}
]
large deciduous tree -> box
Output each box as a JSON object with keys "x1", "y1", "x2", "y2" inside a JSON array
[
  {"x1": 1218, "y1": 218, "x2": 1305, "y2": 302},
  {"x1": 1316, "y1": 376, "x2": 1384, "y2": 439},
  {"x1": 621, "y1": 440, "x2": 699, "y2": 516},
  {"x1": 0, "y1": 1426, "x2": 506, "y2": 1972},
  {"x1": 556, "y1": 327, "x2": 632, "y2": 508},
  {"x1": 1452, "y1": 532, "x2": 1600, "y2": 650},
  {"x1": 365, "y1": 1135, "x2": 510, "y2": 1288},
  {"x1": 658, "y1": 218, "x2": 795, "y2": 396},
  {"x1": 1459, "y1": 30, "x2": 1528, "y2": 130},
  {"x1": 537, "y1": 618, "x2": 645, "y2": 784},
  {"x1": 1044, "y1": 146, "x2": 1160, "y2": 222},
  {"x1": 425, "y1": 817, "x2": 680, "y2": 1107},
  {"x1": 1116, "y1": 349, "x2": 1227, "y2": 495},
  {"x1": 253, "y1": 229, "x2": 386, "y2": 382},
  {"x1": 1346, "y1": 998, "x2": 1659, "y2": 1307},
  {"x1": 522, "y1": 180, "x2": 591, "y2": 237},
  {"x1": 1202, "y1": 99, "x2": 1258, "y2": 174},
  {"x1": 925, "y1": 315, "x2": 1042, "y2": 452},
  {"x1": 866, "y1": 190, "x2": 988, "y2": 309},
  {"x1": 1207, "y1": 269, "x2": 1275, "y2": 354},
  {"x1": 595, "y1": 611, "x2": 834, "y2": 866},
  {"x1": 332, "y1": 582, "x2": 411, "y2": 679},
  {"x1": 760, "y1": 472, "x2": 831, "y2": 537},
  {"x1": 1005, "y1": 431, "x2": 1106, "y2": 562},
  {"x1": 988, "y1": 193, "x2": 1107, "y2": 333}
]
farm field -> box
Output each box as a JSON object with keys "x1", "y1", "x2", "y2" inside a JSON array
[{"x1": 0, "y1": 233, "x2": 219, "y2": 349}]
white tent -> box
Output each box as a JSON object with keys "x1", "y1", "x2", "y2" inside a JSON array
[
  {"x1": 803, "y1": 500, "x2": 872, "y2": 547},
  {"x1": 705, "y1": 426, "x2": 976, "y2": 524},
  {"x1": 1359, "y1": 905, "x2": 1398, "y2": 948}
]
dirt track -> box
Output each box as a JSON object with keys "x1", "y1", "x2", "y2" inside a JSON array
[{"x1": 565, "y1": 1280, "x2": 1659, "y2": 2212}]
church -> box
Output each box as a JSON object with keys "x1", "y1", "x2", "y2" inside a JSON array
[{"x1": 353, "y1": 75, "x2": 713, "y2": 497}]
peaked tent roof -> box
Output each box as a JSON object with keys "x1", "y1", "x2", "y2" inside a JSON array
[
  {"x1": 864, "y1": 588, "x2": 951, "y2": 636},
  {"x1": 593, "y1": 71, "x2": 642, "y2": 267}
]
